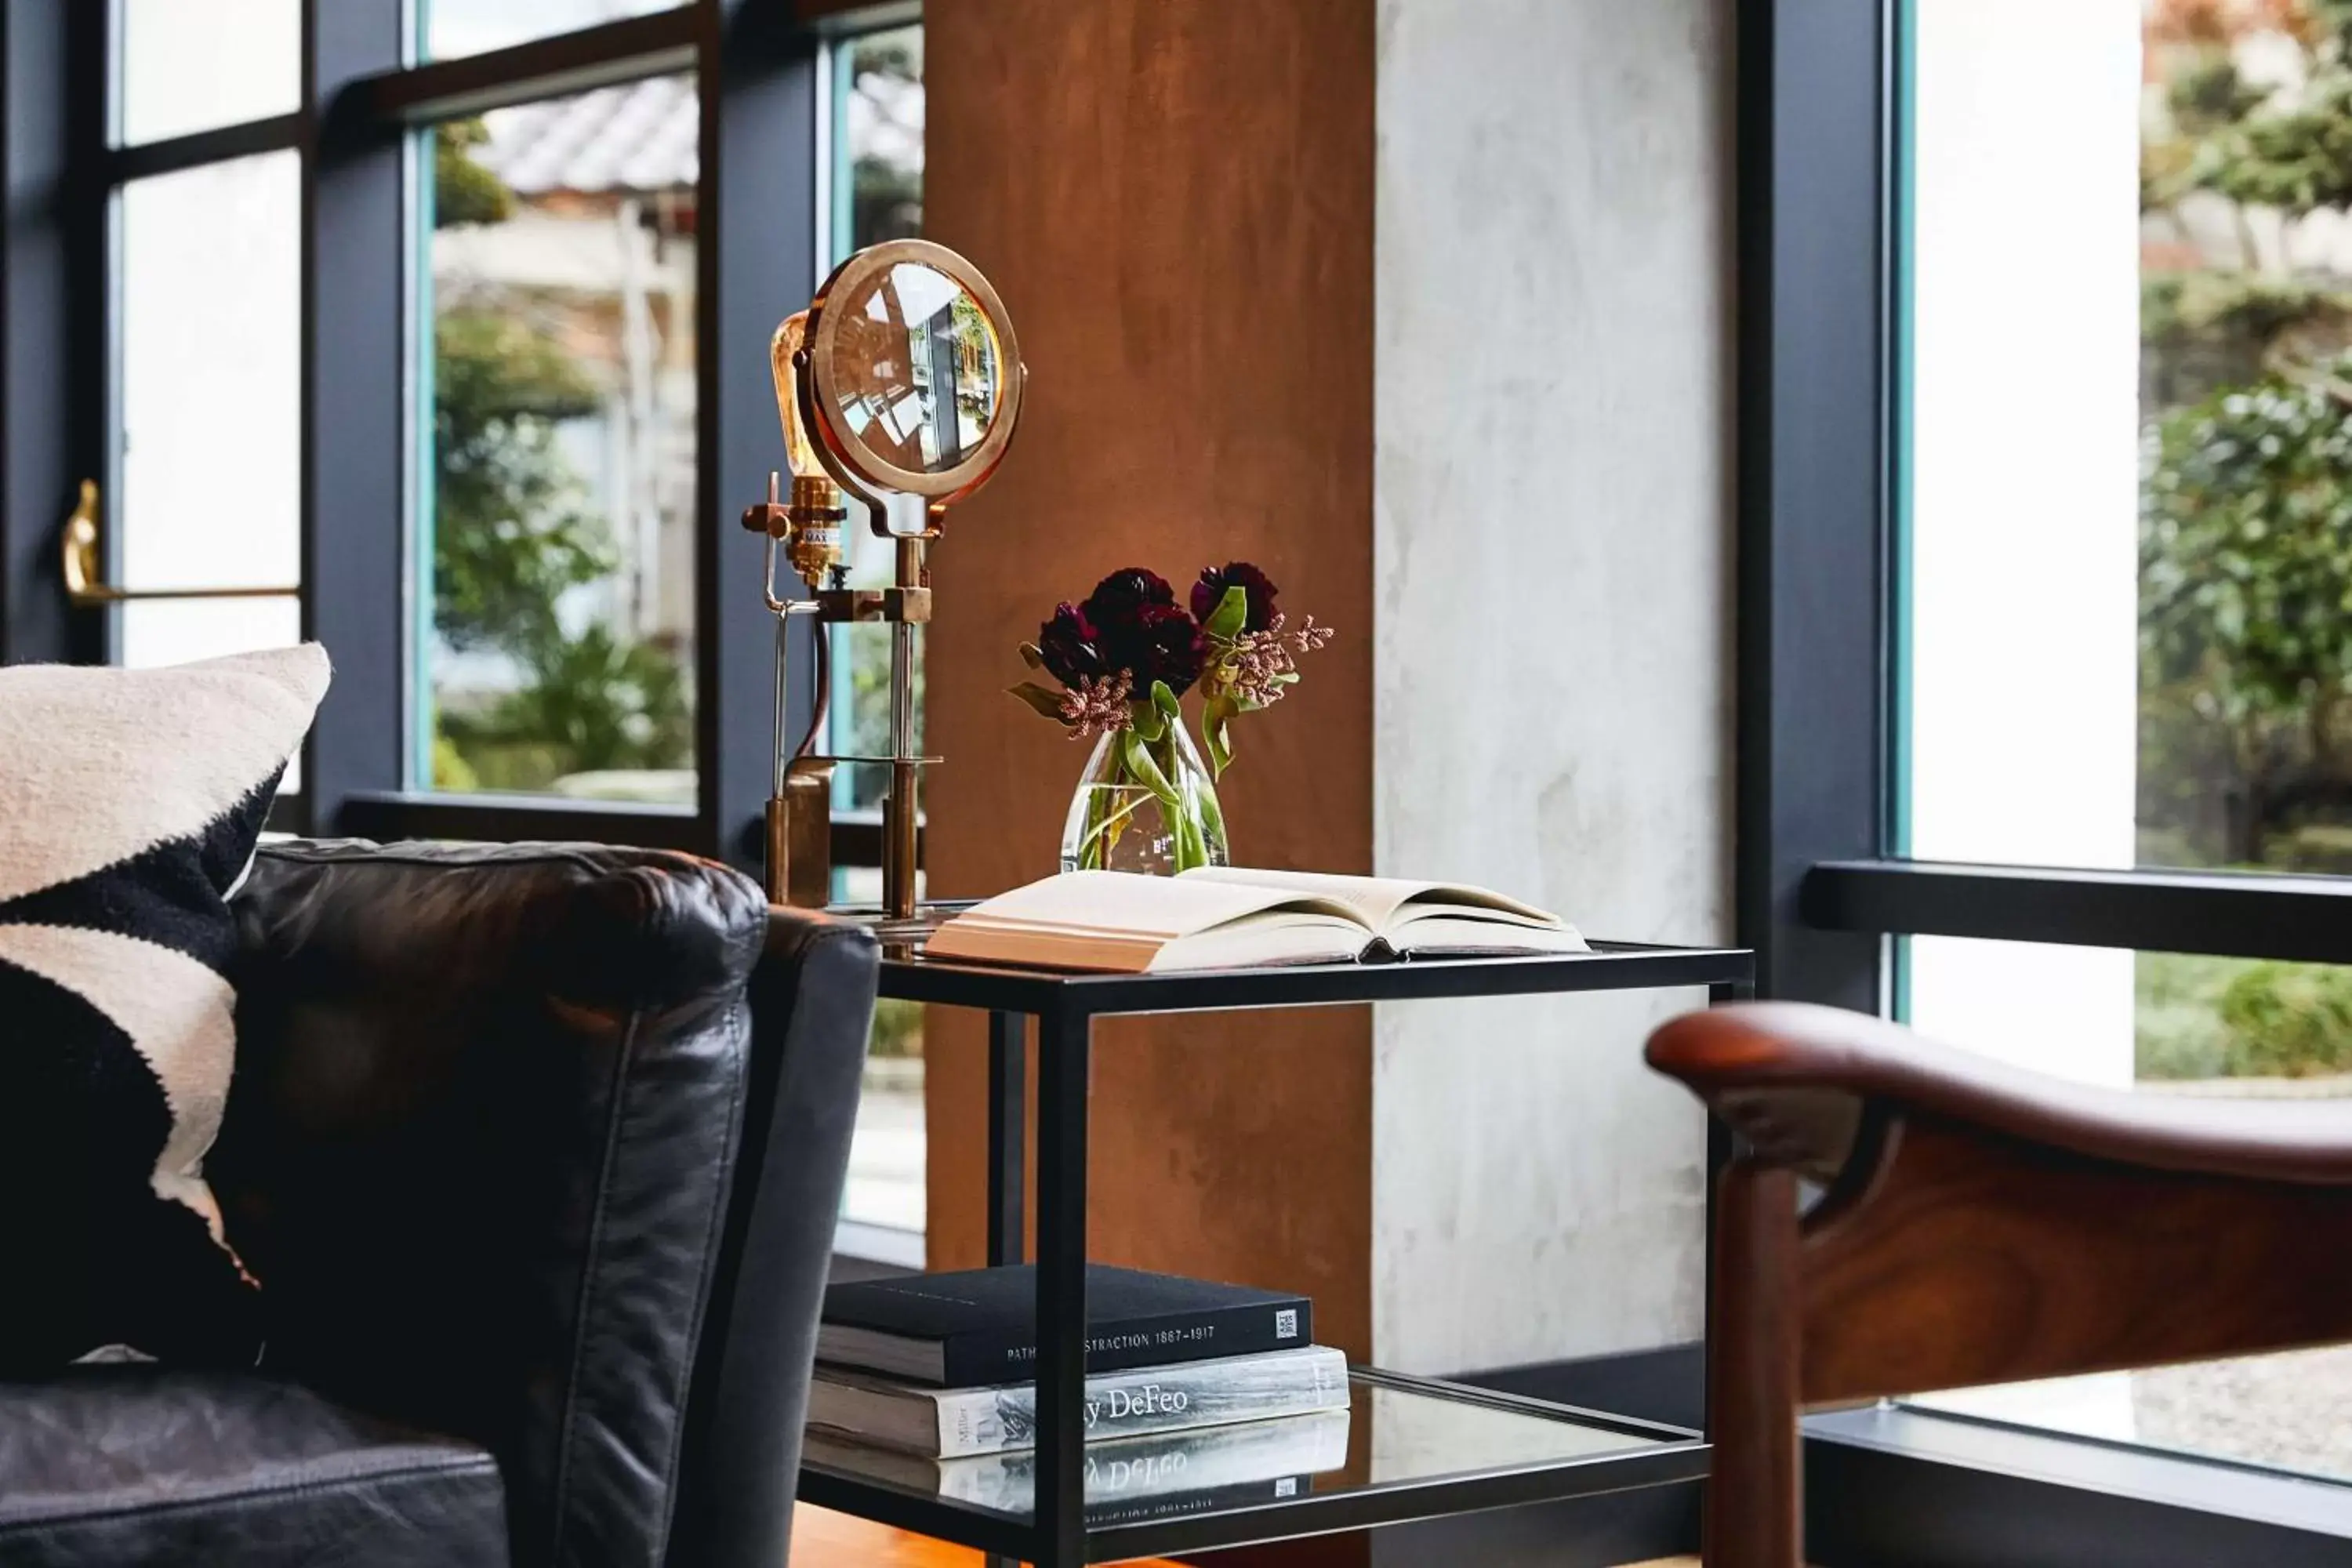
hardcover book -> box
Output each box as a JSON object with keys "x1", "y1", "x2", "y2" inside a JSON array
[
  {"x1": 923, "y1": 867, "x2": 1588, "y2": 974},
  {"x1": 803, "y1": 1405, "x2": 1352, "y2": 1516},
  {"x1": 806, "y1": 1345, "x2": 1352, "y2": 1458},
  {"x1": 818, "y1": 1263, "x2": 1312, "y2": 1387}
]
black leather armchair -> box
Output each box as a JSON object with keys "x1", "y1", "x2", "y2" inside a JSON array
[{"x1": 0, "y1": 840, "x2": 879, "y2": 1568}]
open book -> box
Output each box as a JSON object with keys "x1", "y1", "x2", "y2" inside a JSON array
[{"x1": 923, "y1": 867, "x2": 1589, "y2": 974}]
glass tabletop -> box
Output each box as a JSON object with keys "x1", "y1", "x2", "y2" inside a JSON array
[{"x1": 800, "y1": 1371, "x2": 1680, "y2": 1527}]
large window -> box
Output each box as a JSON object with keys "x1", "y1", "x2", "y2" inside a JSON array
[
  {"x1": 2, "y1": 0, "x2": 930, "y2": 1262},
  {"x1": 1751, "y1": 0, "x2": 2352, "y2": 1541},
  {"x1": 0, "y1": 0, "x2": 901, "y2": 856},
  {"x1": 1895, "y1": 0, "x2": 2352, "y2": 1483}
]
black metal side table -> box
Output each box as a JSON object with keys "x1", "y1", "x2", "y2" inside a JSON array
[{"x1": 798, "y1": 941, "x2": 1755, "y2": 1566}]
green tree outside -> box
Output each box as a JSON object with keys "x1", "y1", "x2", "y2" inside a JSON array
[
  {"x1": 2136, "y1": 1, "x2": 2352, "y2": 1075},
  {"x1": 427, "y1": 121, "x2": 693, "y2": 793}
]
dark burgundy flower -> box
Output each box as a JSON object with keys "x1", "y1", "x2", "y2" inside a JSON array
[
  {"x1": 1082, "y1": 568, "x2": 1178, "y2": 633},
  {"x1": 1035, "y1": 602, "x2": 1105, "y2": 686},
  {"x1": 1103, "y1": 601, "x2": 1207, "y2": 697},
  {"x1": 1191, "y1": 561, "x2": 1280, "y2": 633}
]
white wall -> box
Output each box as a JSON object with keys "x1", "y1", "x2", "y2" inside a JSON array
[{"x1": 1371, "y1": 0, "x2": 1733, "y2": 1372}]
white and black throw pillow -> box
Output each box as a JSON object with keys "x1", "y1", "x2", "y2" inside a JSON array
[{"x1": 0, "y1": 645, "x2": 330, "y2": 1370}]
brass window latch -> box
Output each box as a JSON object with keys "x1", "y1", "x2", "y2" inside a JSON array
[{"x1": 60, "y1": 480, "x2": 300, "y2": 606}]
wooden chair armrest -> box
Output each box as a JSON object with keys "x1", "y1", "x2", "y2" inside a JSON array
[{"x1": 1647, "y1": 1001, "x2": 2352, "y2": 1185}]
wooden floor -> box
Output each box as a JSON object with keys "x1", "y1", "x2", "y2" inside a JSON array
[
  {"x1": 791, "y1": 1510, "x2": 1176, "y2": 1566},
  {"x1": 789, "y1": 1510, "x2": 1696, "y2": 1567}
]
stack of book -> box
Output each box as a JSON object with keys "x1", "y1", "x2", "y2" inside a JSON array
[{"x1": 807, "y1": 1263, "x2": 1353, "y2": 1523}]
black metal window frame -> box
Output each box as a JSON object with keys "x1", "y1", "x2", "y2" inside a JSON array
[
  {"x1": 0, "y1": 0, "x2": 905, "y2": 873},
  {"x1": 1743, "y1": 0, "x2": 2352, "y2": 1555}
]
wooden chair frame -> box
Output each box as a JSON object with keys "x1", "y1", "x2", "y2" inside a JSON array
[{"x1": 1649, "y1": 1002, "x2": 2352, "y2": 1568}]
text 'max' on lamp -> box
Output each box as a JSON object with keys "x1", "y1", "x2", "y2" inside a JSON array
[{"x1": 742, "y1": 238, "x2": 1026, "y2": 922}]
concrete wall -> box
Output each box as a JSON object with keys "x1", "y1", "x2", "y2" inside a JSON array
[{"x1": 1370, "y1": 0, "x2": 1734, "y2": 1371}]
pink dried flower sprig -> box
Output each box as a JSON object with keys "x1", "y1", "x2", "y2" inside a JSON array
[
  {"x1": 1057, "y1": 671, "x2": 1134, "y2": 740},
  {"x1": 1208, "y1": 614, "x2": 1335, "y2": 710}
]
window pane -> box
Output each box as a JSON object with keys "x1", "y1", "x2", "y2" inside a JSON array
[
  {"x1": 120, "y1": 0, "x2": 300, "y2": 146},
  {"x1": 828, "y1": 24, "x2": 927, "y2": 820},
  {"x1": 122, "y1": 598, "x2": 307, "y2": 792},
  {"x1": 1904, "y1": 934, "x2": 2352, "y2": 1482},
  {"x1": 119, "y1": 152, "x2": 300, "y2": 602},
  {"x1": 828, "y1": 26, "x2": 925, "y2": 1247},
  {"x1": 418, "y1": 80, "x2": 698, "y2": 804},
  {"x1": 1900, "y1": 0, "x2": 2352, "y2": 878},
  {"x1": 420, "y1": 0, "x2": 684, "y2": 61}
]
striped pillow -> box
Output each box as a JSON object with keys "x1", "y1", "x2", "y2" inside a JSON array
[{"x1": 0, "y1": 645, "x2": 329, "y2": 1370}]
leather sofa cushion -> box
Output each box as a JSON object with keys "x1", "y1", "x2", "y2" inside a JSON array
[{"x1": 0, "y1": 1367, "x2": 506, "y2": 1568}]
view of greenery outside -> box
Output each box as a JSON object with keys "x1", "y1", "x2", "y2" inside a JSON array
[
  {"x1": 426, "y1": 104, "x2": 698, "y2": 797},
  {"x1": 2136, "y1": 0, "x2": 2352, "y2": 1081}
]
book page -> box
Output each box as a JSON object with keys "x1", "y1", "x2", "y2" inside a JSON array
[
  {"x1": 1181, "y1": 866, "x2": 1566, "y2": 936},
  {"x1": 1379, "y1": 913, "x2": 1590, "y2": 956},
  {"x1": 944, "y1": 870, "x2": 1369, "y2": 939},
  {"x1": 925, "y1": 871, "x2": 1377, "y2": 972}
]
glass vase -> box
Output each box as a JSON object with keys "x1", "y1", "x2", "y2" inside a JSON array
[{"x1": 1058, "y1": 720, "x2": 1230, "y2": 876}]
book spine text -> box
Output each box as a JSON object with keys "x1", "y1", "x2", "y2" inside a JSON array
[
  {"x1": 932, "y1": 1348, "x2": 1347, "y2": 1458},
  {"x1": 942, "y1": 1301, "x2": 1312, "y2": 1388}
]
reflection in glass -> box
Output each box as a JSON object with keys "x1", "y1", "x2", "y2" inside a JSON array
[
  {"x1": 420, "y1": 0, "x2": 682, "y2": 61},
  {"x1": 828, "y1": 263, "x2": 1002, "y2": 474},
  {"x1": 418, "y1": 78, "x2": 698, "y2": 803},
  {"x1": 120, "y1": 0, "x2": 300, "y2": 146},
  {"x1": 118, "y1": 151, "x2": 301, "y2": 672}
]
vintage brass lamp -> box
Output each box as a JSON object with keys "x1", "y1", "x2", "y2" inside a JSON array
[{"x1": 743, "y1": 238, "x2": 1025, "y2": 920}]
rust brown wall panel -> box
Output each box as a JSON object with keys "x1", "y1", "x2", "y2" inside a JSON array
[{"x1": 918, "y1": 0, "x2": 1377, "y2": 1357}]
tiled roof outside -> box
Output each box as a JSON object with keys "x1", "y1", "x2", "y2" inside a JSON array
[
  {"x1": 474, "y1": 67, "x2": 922, "y2": 197},
  {"x1": 478, "y1": 76, "x2": 699, "y2": 194}
]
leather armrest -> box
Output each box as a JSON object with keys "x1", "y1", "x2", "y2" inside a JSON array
[
  {"x1": 219, "y1": 839, "x2": 774, "y2": 1568},
  {"x1": 666, "y1": 907, "x2": 879, "y2": 1568},
  {"x1": 1648, "y1": 1000, "x2": 2352, "y2": 1185}
]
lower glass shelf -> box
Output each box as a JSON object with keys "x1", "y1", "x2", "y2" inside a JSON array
[{"x1": 797, "y1": 1367, "x2": 1708, "y2": 1563}]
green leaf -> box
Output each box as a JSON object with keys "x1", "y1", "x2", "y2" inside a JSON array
[
  {"x1": 1129, "y1": 696, "x2": 1167, "y2": 743},
  {"x1": 1202, "y1": 694, "x2": 1238, "y2": 779},
  {"x1": 1203, "y1": 584, "x2": 1249, "y2": 644},
  {"x1": 1018, "y1": 641, "x2": 1047, "y2": 670},
  {"x1": 1120, "y1": 730, "x2": 1181, "y2": 808},
  {"x1": 1194, "y1": 773, "x2": 1229, "y2": 861},
  {"x1": 1152, "y1": 679, "x2": 1182, "y2": 719},
  {"x1": 1007, "y1": 681, "x2": 1069, "y2": 722}
]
